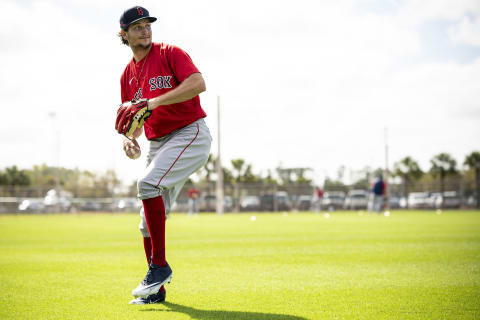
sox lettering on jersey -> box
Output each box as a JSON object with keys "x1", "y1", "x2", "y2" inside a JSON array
[
  {"x1": 134, "y1": 88, "x2": 143, "y2": 101},
  {"x1": 120, "y1": 42, "x2": 207, "y2": 139},
  {"x1": 149, "y1": 76, "x2": 173, "y2": 91}
]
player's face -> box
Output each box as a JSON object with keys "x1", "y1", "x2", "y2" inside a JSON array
[{"x1": 126, "y1": 19, "x2": 152, "y2": 49}]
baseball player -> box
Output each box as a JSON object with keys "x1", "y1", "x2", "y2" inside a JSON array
[
  {"x1": 187, "y1": 186, "x2": 200, "y2": 215},
  {"x1": 115, "y1": 6, "x2": 212, "y2": 304}
]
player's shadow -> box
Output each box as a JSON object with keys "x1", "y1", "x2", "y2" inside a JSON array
[{"x1": 140, "y1": 301, "x2": 308, "y2": 320}]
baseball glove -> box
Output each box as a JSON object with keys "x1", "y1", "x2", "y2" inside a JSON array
[{"x1": 115, "y1": 99, "x2": 152, "y2": 138}]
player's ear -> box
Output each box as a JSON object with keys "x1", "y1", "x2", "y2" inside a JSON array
[{"x1": 120, "y1": 29, "x2": 127, "y2": 41}]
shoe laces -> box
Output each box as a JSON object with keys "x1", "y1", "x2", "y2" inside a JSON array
[{"x1": 142, "y1": 267, "x2": 154, "y2": 285}]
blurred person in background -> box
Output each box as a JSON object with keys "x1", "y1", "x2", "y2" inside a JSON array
[
  {"x1": 315, "y1": 186, "x2": 324, "y2": 213},
  {"x1": 370, "y1": 175, "x2": 386, "y2": 213},
  {"x1": 188, "y1": 187, "x2": 199, "y2": 215}
]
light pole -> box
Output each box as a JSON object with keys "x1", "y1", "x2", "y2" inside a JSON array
[
  {"x1": 216, "y1": 96, "x2": 224, "y2": 215},
  {"x1": 48, "y1": 112, "x2": 61, "y2": 212}
]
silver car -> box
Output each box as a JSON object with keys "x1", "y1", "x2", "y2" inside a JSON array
[
  {"x1": 430, "y1": 191, "x2": 461, "y2": 209},
  {"x1": 344, "y1": 190, "x2": 369, "y2": 210},
  {"x1": 322, "y1": 192, "x2": 346, "y2": 211},
  {"x1": 407, "y1": 192, "x2": 431, "y2": 209},
  {"x1": 18, "y1": 199, "x2": 45, "y2": 213},
  {"x1": 240, "y1": 196, "x2": 261, "y2": 211}
]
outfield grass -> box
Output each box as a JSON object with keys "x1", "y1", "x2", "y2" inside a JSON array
[{"x1": 0, "y1": 210, "x2": 479, "y2": 319}]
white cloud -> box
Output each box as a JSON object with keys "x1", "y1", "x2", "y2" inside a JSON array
[
  {"x1": 448, "y1": 16, "x2": 480, "y2": 46},
  {"x1": 396, "y1": 0, "x2": 480, "y2": 24},
  {"x1": 0, "y1": 0, "x2": 479, "y2": 185}
]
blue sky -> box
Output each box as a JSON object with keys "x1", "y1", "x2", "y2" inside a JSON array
[{"x1": 0, "y1": 0, "x2": 479, "y2": 185}]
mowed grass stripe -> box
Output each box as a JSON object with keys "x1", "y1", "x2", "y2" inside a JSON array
[{"x1": 0, "y1": 211, "x2": 479, "y2": 319}]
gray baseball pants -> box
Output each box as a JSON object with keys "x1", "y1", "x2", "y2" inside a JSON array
[{"x1": 138, "y1": 118, "x2": 211, "y2": 237}]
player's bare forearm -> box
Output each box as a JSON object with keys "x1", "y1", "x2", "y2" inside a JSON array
[
  {"x1": 132, "y1": 126, "x2": 143, "y2": 139},
  {"x1": 147, "y1": 73, "x2": 205, "y2": 110}
]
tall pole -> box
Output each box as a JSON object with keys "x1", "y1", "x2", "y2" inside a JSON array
[
  {"x1": 48, "y1": 112, "x2": 61, "y2": 212},
  {"x1": 216, "y1": 96, "x2": 224, "y2": 215},
  {"x1": 384, "y1": 127, "x2": 390, "y2": 210}
]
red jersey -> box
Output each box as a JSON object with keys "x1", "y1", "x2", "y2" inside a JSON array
[
  {"x1": 188, "y1": 188, "x2": 199, "y2": 199},
  {"x1": 316, "y1": 188, "x2": 324, "y2": 198},
  {"x1": 120, "y1": 42, "x2": 207, "y2": 139}
]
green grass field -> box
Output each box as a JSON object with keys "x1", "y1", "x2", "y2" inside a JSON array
[{"x1": 1, "y1": 210, "x2": 479, "y2": 320}]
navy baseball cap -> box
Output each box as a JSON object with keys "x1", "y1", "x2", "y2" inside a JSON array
[{"x1": 120, "y1": 6, "x2": 157, "y2": 31}]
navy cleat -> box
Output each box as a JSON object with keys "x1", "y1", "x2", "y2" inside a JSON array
[
  {"x1": 132, "y1": 262, "x2": 172, "y2": 298},
  {"x1": 129, "y1": 289, "x2": 166, "y2": 304}
]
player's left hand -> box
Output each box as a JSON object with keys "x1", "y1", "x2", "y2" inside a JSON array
[{"x1": 115, "y1": 99, "x2": 151, "y2": 137}]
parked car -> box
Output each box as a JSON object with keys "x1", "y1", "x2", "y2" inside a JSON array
[
  {"x1": 407, "y1": 192, "x2": 431, "y2": 209},
  {"x1": 465, "y1": 195, "x2": 478, "y2": 208},
  {"x1": 388, "y1": 195, "x2": 404, "y2": 209},
  {"x1": 198, "y1": 194, "x2": 233, "y2": 212},
  {"x1": 223, "y1": 196, "x2": 233, "y2": 212},
  {"x1": 198, "y1": 194, "x2": 216, "y2": 212},
  {"x1": 430, "y1": 191, "x2": 461, "y2": 209},
  {"x1": 344, "y1": 190, "x2": 369, "y2": 210},
  {"x1": 260, "y1": 192, "x2": 292, "y2": 211},
  {"x1": 297, "y1": 195, "x2": 313, "y2": 211},
  {"x1": 321, "y1": 192, "x2": 346, "y2": 211},
  {"x1": 79, "y1": 201, "x2": 102, "y2": 211},
  {"x1": 44, "y1": 189, "x2": 72, "y2": 212},
  {"x1": 18, "y1": 199, "x2": 45, "y2": 213},
  {"x1": 170, "y1": 198, "x2": 189, "y2": 212},
  {"x1": 113, "y1": 198, "x2": 142, "y2": 212},
  {"x1": 240, "y1": 196, "x2": 261, "y2": 211}
]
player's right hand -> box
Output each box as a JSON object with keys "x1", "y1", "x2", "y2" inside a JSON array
[{"x1": 123, "y1": 137, "x2": 141, "y2": 159}]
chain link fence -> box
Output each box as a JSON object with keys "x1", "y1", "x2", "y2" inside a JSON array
[{"x1": 1, "y1": 180, "x2": 478, "y2": 214}]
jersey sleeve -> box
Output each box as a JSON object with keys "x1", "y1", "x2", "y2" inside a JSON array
[
  {"x1": 120, "y1": 72, "x2": 128, "y2": 103},
  {"x1": 167, "y1": 45, "x2": 200, "y2": 82}
]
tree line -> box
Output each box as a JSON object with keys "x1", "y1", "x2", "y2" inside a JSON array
[
  {"x1": 323, "y1": 152, "x2": 480, "y2": 207},
  {"x1": 1, "y1": 151, "x2": 479, "y2": 206},
  {"x1": 0, "y1": 164, "x2": 121, "y2": 198}
]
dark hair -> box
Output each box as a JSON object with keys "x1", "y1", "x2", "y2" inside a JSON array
[{"x1": 118, "y1": 31, "x2": 129, "y2": 46}]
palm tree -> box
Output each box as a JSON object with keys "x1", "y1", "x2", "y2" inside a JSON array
[
  {"x1": 221, "y1": 167, "x2": 234, "y2": 186},
  {"x1": 231, "y1": 159, "x2": 246, "y2": 183},
  {"x1": 393, "y1": 157, "x2": 423, "y2": 208},
  {"x1": 231, "y1": 159, "x2": 246, "y2": 212},
  {"x1": 242, "y1": 164, "x2": 260, "y2": 183},
  {"x1": 430, "y1": 153, "x2": 457, "y2": 208},
  {"x1": 262, "y1": 170, "x2": 278, "y2": 186},
  {"x1": 464, "y1": 151, "x2": 480, "y2": 208}
]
